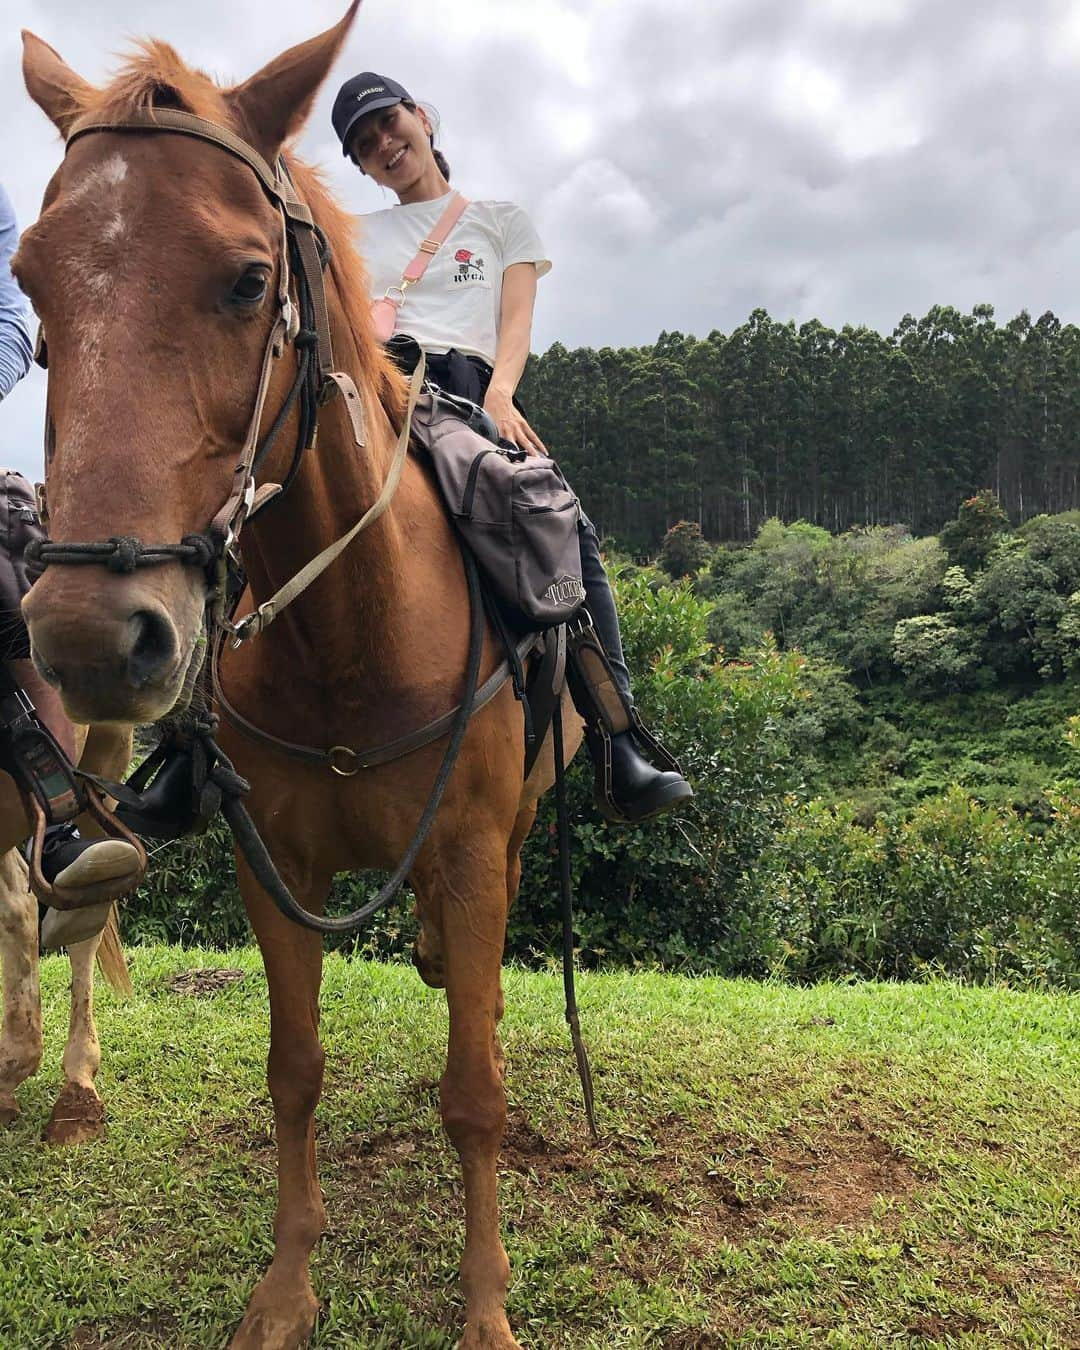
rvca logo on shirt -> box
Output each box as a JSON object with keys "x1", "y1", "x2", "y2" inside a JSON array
[{"x1": 453, "y1": 248, "x2": 486, "y2": 284}]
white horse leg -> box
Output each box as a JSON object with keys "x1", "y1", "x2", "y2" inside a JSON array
[
  {"x1": 0, "y1": 848, "x2": 42, "y2": 1124},
  {"x1": 43, "y1": 933, "x2": 104, "y2": 1145}
]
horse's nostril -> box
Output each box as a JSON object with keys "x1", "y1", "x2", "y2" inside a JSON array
[{"x1": 126, "y1": 608, "x2": 179, "y2": 688}]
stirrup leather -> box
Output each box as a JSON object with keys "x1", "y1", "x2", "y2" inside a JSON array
[
  {"x1": 0, "y1": 686, "x2": 84, "y2": 826},
  {"x1": 565, "y1": 614, "x2": 683, "y2": 821}
]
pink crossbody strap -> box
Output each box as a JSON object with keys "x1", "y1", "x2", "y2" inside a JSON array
[
  {"x1": 370, "y1": 191, "x2": 470, "y2": 343},
  {"x1": 400, "y1": 191, "x2": 470, "y2": 284}
]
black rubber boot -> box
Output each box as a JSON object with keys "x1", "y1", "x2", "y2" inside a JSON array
[
  {"x1": 602, "y1": 730, "x2": 694, "y2": 824},
  {"x1": 576, "y1": 518, "x2": 693, "y2": 823}
]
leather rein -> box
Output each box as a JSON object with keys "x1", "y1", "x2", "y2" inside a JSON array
[{"x1": 25, "y1": 107, "x2": 501, "y2": 938}]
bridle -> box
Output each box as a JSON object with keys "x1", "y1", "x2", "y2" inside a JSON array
[{"x1": 26, "y1": 105, "x2": 376, "y2": 644}]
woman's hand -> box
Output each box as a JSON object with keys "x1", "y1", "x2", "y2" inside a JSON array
[{"x1": 483, "y1": 383, "x2": 547, "y2": 457}]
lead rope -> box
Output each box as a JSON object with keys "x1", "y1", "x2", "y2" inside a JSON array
[{"x1": 552, "y1": 695, "x2": 600, "y2": 1140}]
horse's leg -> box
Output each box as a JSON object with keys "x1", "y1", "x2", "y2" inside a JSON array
[
  {"x1": 492, "y1": 803, "x2": 537, "y2": 1087},
  {"x1": 419, "y1": 836, "x2": 521, "y2": 1350},
  {"x1": 42, "y1": 932, "x2": 105, "y2": 1145},
  {"x1": 40, "y1": 722, "x2": 133, "y2": 1144},
  {"x1": 0, "y1": 849, "x2": 42, "y2": 1124},
  {"x1": 231, "y1": 853, "x2": 328, "y2": 1350}
]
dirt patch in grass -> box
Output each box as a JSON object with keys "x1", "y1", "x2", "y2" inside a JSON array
[
  {"x1": 501, "y1": 1114, "x2": 584, "y2": 1177},
  {"x1": 744, "y1": 1122, "x2": 919, "y2": 1233},
  {"x1": 319, "y1": 1100, "x2": 921, "y2": 1260},
  {"x1": 68, "y1": 1313, "x2": 181, "y2": 1349},
  {"x1": 164, "y1": 968, "x2": 246, "y2": 997},
  {"x1": 904, "y1": 1312, "x2": 986, "y2": 1339}
]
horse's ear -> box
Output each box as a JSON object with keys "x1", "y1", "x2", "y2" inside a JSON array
[
  {"x1": 229, "y1": 1, "x2": 362, "y2": 161},
  {"x1": 22, "y1": 31, "x2": 94, "y2": 138}
]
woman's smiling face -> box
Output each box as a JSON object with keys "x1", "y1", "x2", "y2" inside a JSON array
[{"x1": 349, "y1": 102, "x2": 434, "y2": 189}]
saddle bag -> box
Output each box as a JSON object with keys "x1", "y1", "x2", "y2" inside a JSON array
[{"x1": 411, "y1": 392, "x2": 586, "y2": 629}]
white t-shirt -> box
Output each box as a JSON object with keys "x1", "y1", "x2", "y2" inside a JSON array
[{"x1": 360, "y1": 192, "x2": 551, "y2": 368}]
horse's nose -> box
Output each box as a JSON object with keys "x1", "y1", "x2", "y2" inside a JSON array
[{"x1": 126, "y1": 606, "x2": 180, "y2": 689}]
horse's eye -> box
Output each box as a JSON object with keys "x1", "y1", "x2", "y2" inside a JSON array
[{"x1": 230, "y1": 268, "x2": 269, "y2": 306}]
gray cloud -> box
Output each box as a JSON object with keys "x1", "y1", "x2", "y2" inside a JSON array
[{"x1": 3, "y1": 0, "x2": 1080, "y2": 478}]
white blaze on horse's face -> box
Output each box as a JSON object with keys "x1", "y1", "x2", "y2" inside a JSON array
[{"x1": 67, "y1": 154, "x2": 130, "y2": 255}]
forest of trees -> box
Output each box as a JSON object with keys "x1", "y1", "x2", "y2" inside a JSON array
[{"x1": 520, "y1": 304, "x2": 1080, "y2": 549}]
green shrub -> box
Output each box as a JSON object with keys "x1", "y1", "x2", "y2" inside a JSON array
[
  {"x1": 761, "y1": 789, "x2": 1080, "y2": 988},
  {"x1": 658, "y1": 520, "x2": 712, "y2": 578},
  {"x1": 118, "y1": 558, "x2": 1080, "y2": 990}
]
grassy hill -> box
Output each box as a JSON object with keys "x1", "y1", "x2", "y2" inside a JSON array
[{"x1": 1, "y1": 948, "x2": 1077, "y2": 1347}]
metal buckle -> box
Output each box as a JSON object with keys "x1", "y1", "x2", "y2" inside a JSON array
[
  {"x1": 418, "y1": 239, "x2": 439, "y2": 254},
  {"x1": 384, "y1": 284, "x2": 407, "y2": 304},
  {"x1": 328, "y1": 745, "x2": 360, "y2": 777}
]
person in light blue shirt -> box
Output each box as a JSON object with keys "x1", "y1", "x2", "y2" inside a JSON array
[{"x1": 0, "y1": 183, "x2": 33, "y2": 400}]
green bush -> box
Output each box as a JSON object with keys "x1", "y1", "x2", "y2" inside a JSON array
[
  {"x1": 510, "y1": 569, "x2": 808, "y2": 974},
  {"x1": 118, "y1": 557, "x2": 1080, "y2": 990},
  {"x1": 658, "y1": 520, "x2": 712, "y2": 578},
  {"x1": 761, "y1": 789, "x2": 1080, "y2": 988}
]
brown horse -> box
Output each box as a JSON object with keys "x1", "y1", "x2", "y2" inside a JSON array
[{"x1": 17, "y1": 6, "x2": 580, "y2": 1347}]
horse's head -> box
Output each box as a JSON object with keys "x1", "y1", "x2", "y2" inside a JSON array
[{"x1": 13, "y1": 6, "x2": 363, "y2": 725}]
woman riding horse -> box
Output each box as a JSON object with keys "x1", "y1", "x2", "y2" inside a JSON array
[{"x1": 334, "y1": 75, "x2": 693, "y2": 824}]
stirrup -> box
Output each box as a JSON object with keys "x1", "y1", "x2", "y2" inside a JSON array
[
  {"x1": 0, "y1": 687, "x2": 147, "y2": 909},
  {"x1": 565, "y1": 613, "x2": 683, "y2": 822}
]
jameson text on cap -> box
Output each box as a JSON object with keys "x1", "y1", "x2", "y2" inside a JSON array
[{"x1": 332, "y1": 73, "x2": 414, "y2": 157}]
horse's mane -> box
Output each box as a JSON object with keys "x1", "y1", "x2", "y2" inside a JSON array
[{"x1": 72, "y1": 42, "x2": 404, "y2": 420}]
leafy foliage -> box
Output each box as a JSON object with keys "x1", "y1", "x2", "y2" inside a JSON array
[
  {"x1": 122, "y1": 531, "x2": 1080, "y2": 989},
  {"x1": 658, "y1": 520, "x2": 711, "y2": 578}
]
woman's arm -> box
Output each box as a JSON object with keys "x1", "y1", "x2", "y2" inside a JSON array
[{"x1": 484, "y1": 262, "x2": 547, "y2": 456}]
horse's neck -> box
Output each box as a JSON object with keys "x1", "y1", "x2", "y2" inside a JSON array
[
  {"x1": 244, "y1": 392, "x2": 411, "y2": 672},
  {"x1": 238, "y1": 307, "x2": 456, "y2": 727}
]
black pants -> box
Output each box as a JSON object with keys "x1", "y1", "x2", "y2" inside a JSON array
[{"x1": 402, "y1": 342, "x2": 633, "y2": 700}]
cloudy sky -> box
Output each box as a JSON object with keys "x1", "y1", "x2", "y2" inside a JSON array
[{"x1": 2, "y1": 0, "x2": 1080, "y2": 474}]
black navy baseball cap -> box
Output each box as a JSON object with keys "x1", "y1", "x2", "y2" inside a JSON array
[{"x1": 332, "y1": 73, "x2": 413, "y2": 157}]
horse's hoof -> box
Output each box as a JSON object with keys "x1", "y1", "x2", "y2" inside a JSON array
[
  {"x1": 230, "y1": 1281, "x2": 319, "y2": 1350},
  {"x1": 0, "y1": 1092, "x2": 20, "y2": 1126},
  {"x1": 43, "y1": 1082, "x2": 104, "y2": 1145}
]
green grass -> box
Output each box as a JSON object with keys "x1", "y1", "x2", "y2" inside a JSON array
[{"x1": 1, "y1": 947, "x2": 1078, "y2": 1348}]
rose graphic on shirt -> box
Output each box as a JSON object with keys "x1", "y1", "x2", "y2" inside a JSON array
[{"x1": 453, "y1": 248, "x2": 486, "y2": 283}]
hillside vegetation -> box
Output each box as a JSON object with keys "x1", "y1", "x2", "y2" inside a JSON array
[{"x1": 124, "y1": 495, "x2": 1080, "y2": 990}]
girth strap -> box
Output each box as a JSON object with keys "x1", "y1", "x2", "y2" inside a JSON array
[{"x1": 213, "y1": 628, "x2": 540, "y2": 772}]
